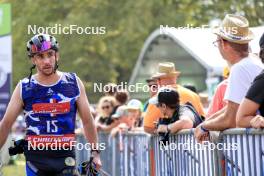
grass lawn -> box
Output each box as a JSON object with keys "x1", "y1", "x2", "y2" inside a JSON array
[{"x1": 2, "y1": 155, "x2": 26, "y2": 176}]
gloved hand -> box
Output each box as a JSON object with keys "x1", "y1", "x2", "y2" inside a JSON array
[
  {"x1": 8, "y1": 139, "x2": 27, "y2": 156},
  {"x1": 78, "y1": 157, "x2": 98, "y2": 176}
]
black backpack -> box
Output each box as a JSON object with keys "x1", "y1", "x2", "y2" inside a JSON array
[{"x1": 183, "y1": 102, "x2": 204, "y2": 128}]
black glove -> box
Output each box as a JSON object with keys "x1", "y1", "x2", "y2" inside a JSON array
[
  {"x1": 78, "y1": 157, "x2": 98, "y2": 176},
  {"x1": 9, "y1": 139, "x2": 27, "y2": 156}
]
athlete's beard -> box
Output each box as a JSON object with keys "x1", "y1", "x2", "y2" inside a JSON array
[
  {"x1": 40, "y1": 65, "x2": 55, "y2": 76},
  {"x1": 27, "y1": 57, "x2": 58, "y2": 85},
  {"x1": 40, "y1": 60, "x2": 58, "y2": 76}
]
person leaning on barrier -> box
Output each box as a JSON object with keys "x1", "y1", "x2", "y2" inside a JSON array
[
  {"x1": 126, "y1": 99, "x2": 143, "y2": 131},
  {"x1": 126, "y1": 99, "x2": 143, "y2": 129},
  {"x1": 143, "y1": 62, "x2": 205, "y2": 134},
  {"x1": 195, "y1": 14, "x2": 264, "y2": 143},
  {"x1": 0, "y1": 34, "x2": 101, "y2": 175},
  {"x1": 110, "y1": 105, "x2": 134, "y2": 137},
  {"x1": 236, "y1": 33, "x2": 264, "y2": 128},
  {"x1": 149, "y1": 87, "x2": 203, "y2": 134}
]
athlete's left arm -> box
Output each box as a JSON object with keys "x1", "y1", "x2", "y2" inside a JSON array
[{"x1": 76, "y1": 77, "x2": 102, "y2": 168}]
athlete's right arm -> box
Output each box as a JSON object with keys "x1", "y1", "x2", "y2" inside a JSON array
[{"x1": 0, "y1": 83, "x2": 23, "y2": 149}]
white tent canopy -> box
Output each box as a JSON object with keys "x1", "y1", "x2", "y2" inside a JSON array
[{"x1": 129, "y1": 26, "x2": 264, "y2": 85}]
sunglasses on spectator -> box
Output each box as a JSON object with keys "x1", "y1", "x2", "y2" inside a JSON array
[{"x1": 102, "y1": 106, "x2": 110, "y2": 109}]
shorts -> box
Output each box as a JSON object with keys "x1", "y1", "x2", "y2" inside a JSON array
[
  {"x1": 24, "y1": 149, "x2": 78, "y2": 176},
  {"x1": 26, "y1": 161, "x2": 78, "y2": 176}
]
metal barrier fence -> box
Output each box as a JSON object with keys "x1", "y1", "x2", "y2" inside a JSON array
[
  {"x1": 76, "y1": 134, "x2": 90, "y2": 166},
  {"x1": 151, "y1": 129, "x2": 220, "y2": 176},
  {"x1": 76, "y1": 131, "x2": 151, "y2": 176},
  {"x1": 118, "y1": 132, "x2": 151, "y2": 176},
  {"x1": 220, "y1": 128, "x2": 264, "y2": 176},
  {"x1": 76, "y1": 128, "x2": 264, "y2": 176}
]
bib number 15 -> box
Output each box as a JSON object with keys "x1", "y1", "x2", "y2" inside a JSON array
[{"x1": 47, "y1": 120, "x2": 58, "y2": 133}]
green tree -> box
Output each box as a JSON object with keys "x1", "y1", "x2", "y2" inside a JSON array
[{"x1": 1, "y1": 0, "x2": 263, "y2": 102}]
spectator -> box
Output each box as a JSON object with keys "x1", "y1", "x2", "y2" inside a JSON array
[
  {"x1": 111, "y1": 89, "x2": 129, "y2": 115},
  {"x1": 206, "y1": 66, "x2": 230, "y2": 117},
  {"x1": 195, "y1": 14, "x2": 264, "y2": 142},
  {"x1": 95, "y1": 96, "x2": 119, "y2": 132},
  {"x1": 144, "y1": 62, "x2": 205, "y2": 134},
  {"x1": 126, "y1": 99, "x2": 143, "y2": 128},
  {"x1": 260, "y1": 33, "x2": 264, "y2": 63},
  {"x1": 183, "y1": 84, "x2": 197, "y2": 93},
  {"x1": 110, "y1": 105, "x2": 134, "y2": 137},
  {"x1": 143, "y1": 78, "x2": 158, "y2": 112},
  {"x1": 103, "y1": 83, "x2": 117, "y2": 96},
  {"x1": 146, "y1": 78, "x2": 158, "y2": 97},
  {"x1": 115, "y1": 89, "x2": 129, "y2": 105},
  {"x1": 199, "y1": 93, "x2": 209, "y2": 110},
  {"x1": 236, "y1": 32, "x2": 264, "y2": 128},
  {"x1": 149, "y1": 87, "x2": 202, "y2": 134}
]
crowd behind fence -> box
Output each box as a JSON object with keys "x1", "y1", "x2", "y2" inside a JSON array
[{"x1": 76, "y1": 128, "x2": 264, "y2": 176}]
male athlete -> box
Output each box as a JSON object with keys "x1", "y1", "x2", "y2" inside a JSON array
[{"x1": 0, "y1": 34, "x2": 101, "y2": 175}]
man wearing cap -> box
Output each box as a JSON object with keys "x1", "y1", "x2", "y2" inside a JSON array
[
  {"x1": 149, "y1": 87, "x2": 201, "y2": 134},
  {"x1": 126, "y1": 99, "x2": 143, "y2": 128},
  {"x1": 144, "y1": 62, "x2": 204, "y2": 134},
  {"x1": 195, "y1": 14, "x2": 264, "y2": 142},
  {"x1": 110, "y1": 105, "x2": 135, "y2": 137}
]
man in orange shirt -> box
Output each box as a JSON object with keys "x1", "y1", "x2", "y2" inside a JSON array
[{"x1": 143, "y1": 62, "x2": 205, "y2": 134}]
